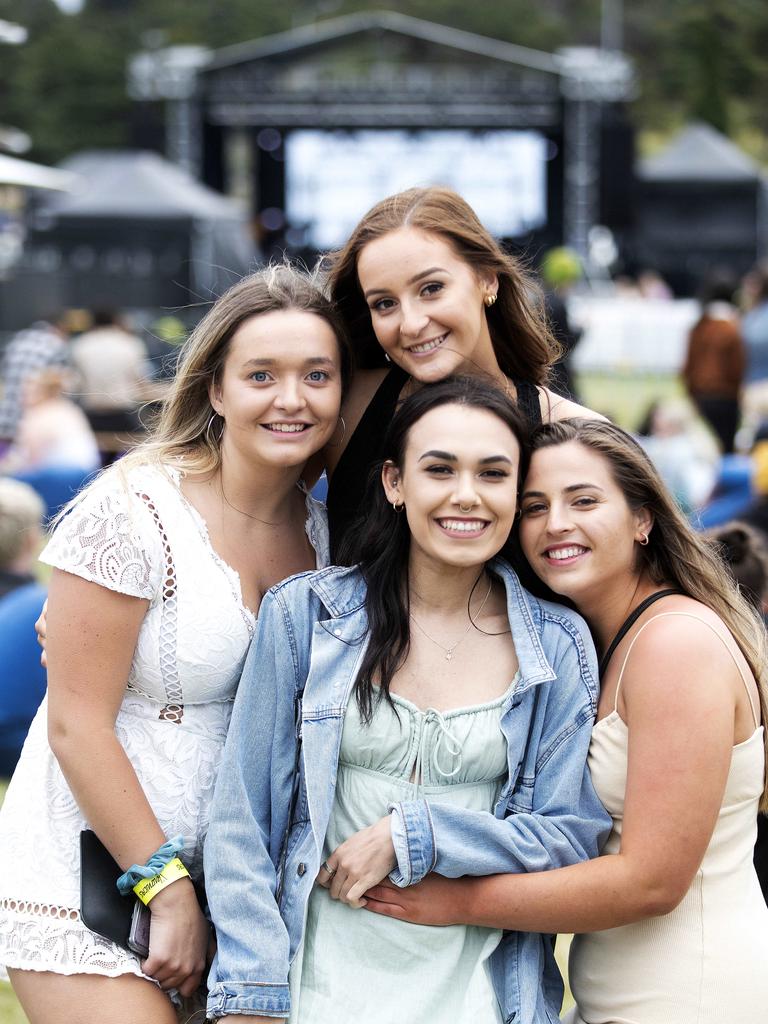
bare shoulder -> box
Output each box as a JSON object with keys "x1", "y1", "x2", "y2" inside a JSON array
[
  {"x1": 538, "y1": 387, "x2": 609, "y2": 424},
  {"x1": 325, "y1": 368, "x2": 389, "y2": 477},
  {"x1": 618, "y1": 597, "x2": 752, "y2": 711}
]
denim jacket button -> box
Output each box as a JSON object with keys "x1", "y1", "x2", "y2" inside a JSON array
[
  {"x1": 334, "y1": 628, "x2": 342, "y2": 636},
  {"x1": 297, "y1": 862, "x2": 307, "y2": 876}
]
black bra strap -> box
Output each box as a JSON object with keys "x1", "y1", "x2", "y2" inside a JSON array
[{"x1": 598, "y1": 589, "x2": 682, "y2": 678}]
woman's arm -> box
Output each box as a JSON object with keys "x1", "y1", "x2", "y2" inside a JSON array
[
  {"x1": 366, "y1": 617, "x2": 738, "y2": 932},
  {"x1": 325, "y1": 630, "x2": 611, "y2": 905},
  {"x1": 204, "y1": 587, "x2": 303, "y2": 1021},
  {"x1": 46, "y1": 569, "x2": 208, "y2": 994}
]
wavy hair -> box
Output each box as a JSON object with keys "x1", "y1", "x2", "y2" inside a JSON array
[
  {"x1": 325, "y1": 186, "x2": 559, "y2": 384},
  {"x1": 340, "y1": 375, "x2": 529, "y2": 723},
  {"x1": 50, "y1": 263, "x2": 352, "y2": 530},
  {"x1": 528, "y1": 418, "x2": 768, "y2": 810},
  {"x1": 122, "y1": 262, "x2": 351, "y2": 476}
]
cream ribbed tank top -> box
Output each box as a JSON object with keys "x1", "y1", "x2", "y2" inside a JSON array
[{"x1": 566, "y1": 613, "x2": 768, "y2": 1024}]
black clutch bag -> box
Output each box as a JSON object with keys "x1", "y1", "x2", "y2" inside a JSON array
[{"x1": 79, "y1": 829, "x2": 149, "y2": 956}]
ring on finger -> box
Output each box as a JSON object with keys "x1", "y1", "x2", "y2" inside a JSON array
[{"x1": 321, "y1": 860, "x2": 337, "y2": 878}]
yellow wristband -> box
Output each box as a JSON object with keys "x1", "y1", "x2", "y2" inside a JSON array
[{"x1": 133, "y1": 856, "x2": 190, "y2": 906}]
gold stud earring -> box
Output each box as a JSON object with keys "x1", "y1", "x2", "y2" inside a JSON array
[{"x1": 484, "y1": 293, "x2": 497, "y2": 308}]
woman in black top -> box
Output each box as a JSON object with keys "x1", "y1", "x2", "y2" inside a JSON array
[{"x1": 323, "y1": 186, "x2": 600, "y2": 557}]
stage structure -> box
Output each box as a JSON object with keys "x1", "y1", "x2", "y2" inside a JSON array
[{"x1": 131, "y1": 11, "x2": 635, "y2": 263}]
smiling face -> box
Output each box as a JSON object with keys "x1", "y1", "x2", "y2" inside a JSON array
[
  {"x1": 519, "y1": 440, "x2": 653, "y2": 607},
  {"x1": 382, "y1": 403, "x2": 520, "y2": 571},
  {"x1": 356, "y1": 227, "x2": 498, "y2": 382},
  {"x1": 209, "y1": 308, "x2": 342, "y2": 470}
]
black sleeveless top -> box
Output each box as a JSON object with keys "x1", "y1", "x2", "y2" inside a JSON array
[{"x1": 327, "y1": 368, "x2": 544, "y2": 561}]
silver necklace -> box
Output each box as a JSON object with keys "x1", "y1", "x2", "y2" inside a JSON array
[{"x1": 409, "y1": 576, "x2": 493, "y2": 661}]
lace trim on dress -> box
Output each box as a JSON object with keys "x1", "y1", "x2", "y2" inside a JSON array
[
  {"x1": 0, "y1": 898, "x2": 79, "y2": 922},
  {"x1": 137, "y1": 492, "x2": 184, "y2": 725}
]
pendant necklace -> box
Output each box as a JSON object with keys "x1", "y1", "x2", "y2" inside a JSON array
[{"x1": 410, "y1": 576, "x2": 493, "y2": 661}]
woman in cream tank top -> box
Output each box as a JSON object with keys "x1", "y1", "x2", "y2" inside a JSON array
[
  {"x1": 362, "y1": 419, "x2": 768, "y2": 1023},
  {"x1": 565, "y1": 613, "x2": 767, "y2": 1023}
]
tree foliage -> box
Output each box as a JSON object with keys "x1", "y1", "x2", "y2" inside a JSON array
[{"x1": 1, "y1": 0, "x2": 767, "y2": 162}]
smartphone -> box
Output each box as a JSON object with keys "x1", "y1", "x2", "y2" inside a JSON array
[{"x1": 127, "y1": 899, "x2": 151, "y2": 958}]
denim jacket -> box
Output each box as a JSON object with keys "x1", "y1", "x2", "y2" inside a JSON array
[{"x1": 205, "y1": 559, "x2": 610, "y2": 1024}]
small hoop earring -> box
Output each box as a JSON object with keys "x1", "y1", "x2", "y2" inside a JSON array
[
  {"x1": 384, "y1": 353, "x2": 392, "y2": 363},
  {"x1": 392, "y1": 501, "x2": 404, "y2": 513},
  {"x1": 206, "y1": 412, "x2": 224, "y2": 447},
  {"x1": 484, "y1": 292, "x2": 497, "y2": 308},
  {"x1": 638, "y1": 533, "x2": 649, "y2": 546}
]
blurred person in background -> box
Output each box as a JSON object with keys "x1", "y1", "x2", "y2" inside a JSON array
[
  {"x1": 0, "y1": 479, "x2": 47, "y2": 777},
  {"x1": 539, "y1": 246, "x2": 583, "y2": 401},
  {"x1": 69, "y1": 310, "x2": 150, "y2": 434},
  {"x1": 0, "y1": 314, "x2": 70, "y2": 454},
  {"x1": 682, "y1": 275, "x2": 745, "y2": 454},
  {"x1": 636, "y1": 268, "x2": 673, "y2": 301},
  {"x1": 636, "y1": 398, "x2": 719, "y2": 515},
  {"x1": 741, "y1": 264, "x2": 768, "y2": 422},
  {"x1": 0, "y1": 478, "x2": 43, "y2": 600},
  {"x1": 0, "y1": 367, "x2": 101, "y2": 477},
  {"x1": 706, "y1": 520, "x2": 768, "y2": 906}
]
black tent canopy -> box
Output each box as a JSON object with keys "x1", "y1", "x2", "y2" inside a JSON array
[{"x1": 22, "y1": 150, "x2": 256, "y2": 313}]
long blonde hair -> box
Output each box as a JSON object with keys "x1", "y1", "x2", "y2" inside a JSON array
[
  {"x1": 529, "y1": 418, "x2": 768, "y2": 810},
  {"x1": 122, "y1": 262, "x2": 351, "y2": 476},
  {"x1": 50, "y1": 263, "x2": 351, "y2": 529}
]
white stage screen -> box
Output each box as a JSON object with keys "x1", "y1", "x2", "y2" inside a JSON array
[{"x1": 285, "y1": 130, "x2": 548, "y2": 250}]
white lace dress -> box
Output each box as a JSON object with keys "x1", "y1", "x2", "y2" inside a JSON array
[{"x1": 0, "y1": 462, "x2": 328, "y2": 980}]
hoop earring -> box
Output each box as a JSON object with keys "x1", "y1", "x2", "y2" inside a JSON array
[
  {"x1": 384, "y1": 353, "x2": 391, "y2": 363},
  {"x1": 327, "y1": 415, "x2": 347, "y2": 448},
  {"x1": 392, "y1": 501, "x2": 404, "y2": 513},
  {"x1": 638, "y1": 533, "x2": 649, "y2": 546},
  {"x1": 206, "y1": 412, "x2": 224, "y2": 447}
]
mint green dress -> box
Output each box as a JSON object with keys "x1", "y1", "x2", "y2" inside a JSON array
[{"x1": 289, "y1": 680, "x2": 516, "y2": 1024}]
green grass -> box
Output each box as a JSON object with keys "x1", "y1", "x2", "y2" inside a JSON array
[{"x1": 575, "y1": 369, "x2": 684, "y2": 430}]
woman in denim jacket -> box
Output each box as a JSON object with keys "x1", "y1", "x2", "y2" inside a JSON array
[{"x1": 205, "y1": 377, "x2": 610, "y2": 1024}]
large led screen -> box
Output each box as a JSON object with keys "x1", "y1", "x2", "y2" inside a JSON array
[{"x1": 285, "y1": 130, "x2": 548, "y2": 249}]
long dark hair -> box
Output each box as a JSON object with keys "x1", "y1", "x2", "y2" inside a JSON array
[
  {"x1": 341, "y1": 376, "x2": 529, "y2": 722},
  {"x1": 325, "y1": 186, "x2": 559, "y2": 383}
]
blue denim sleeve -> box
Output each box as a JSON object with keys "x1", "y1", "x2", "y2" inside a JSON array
[
  {"x1": 204, "y1": 589, "x2": 298, "y2": 1019},
  {"x1": 388, "y1": 633, "x2": 611, "y2": 886}
]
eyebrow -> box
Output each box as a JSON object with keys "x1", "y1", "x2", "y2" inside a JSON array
[
  {"x1": 418, "y1": 450, "x2": 514, "y2": 465},
  {"x1": 241, "y1": 357, "x2": 337, "y2": 368},
  {"x1": 363, "y1": 267, "x2": 448, "y2": 299},
  {"x1": 521, "y1": 482, "x2": 605, "y2": 498}
]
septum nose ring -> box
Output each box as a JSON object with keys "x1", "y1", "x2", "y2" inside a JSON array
[{"x1": 459, "y1": 504, "x2": 474, "y2": 513}]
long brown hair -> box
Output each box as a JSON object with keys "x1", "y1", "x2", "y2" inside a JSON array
[
  {"x1": 529, "y1": 418, "x2": 768, "y2": 810},
  {"x1": 325, "y1": 186, "x2": 559, "y2": 384}
]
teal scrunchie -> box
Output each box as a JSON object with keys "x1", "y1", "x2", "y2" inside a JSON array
[{"x1": 116, "y1": 835, "x2": 185, "y2": 895}]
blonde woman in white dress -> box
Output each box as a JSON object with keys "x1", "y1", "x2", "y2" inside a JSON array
[
  {"x1": 363, "y1": 418, "x2": 768, "y2": 1024},
  {"x1": 0, "y1": 265, "x2": 350, "y2": 1024}
]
